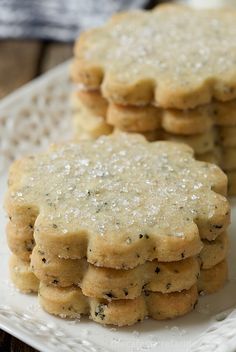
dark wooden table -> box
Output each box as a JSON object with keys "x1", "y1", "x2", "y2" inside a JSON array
[
  {"x1": 0, "y1": 40, "x2": 73, "y2": 99},
  {"x1": 0, "y1": 39, "x2": 73, "y2": 352}
]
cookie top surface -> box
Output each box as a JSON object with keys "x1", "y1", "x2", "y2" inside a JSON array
[
  {"x1": 74, "y1": 5, "x2": 236, "y2": 109},
  {"x1": 6, "y1": 133, "x2": 229, "y2": 267}
]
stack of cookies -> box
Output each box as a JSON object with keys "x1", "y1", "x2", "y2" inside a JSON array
[
  {"x1": 70, "y1": 4, "x2": 236, "y2": 195},
  {"x1": 5, "y1": 133, "x2": 230, "y2": 326}
]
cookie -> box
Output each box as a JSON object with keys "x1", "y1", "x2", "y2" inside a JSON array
[
  {"x1": 227, "y1": 170, "x2": 236, "y2": 195},
  {"x1": 73, "y1": 90, "x2": 213, "y2": 135},
  {"x1": 221, "y1": 147, "x2": 236, "y2": 171},
  {"x1": 199, "y1": 232, "x2": 228, "y2": 270},
  {"x1": 39, "y1": 282, "x2": 198, "y2": 325},
  {"x1": 9, "y1": 256, "x2": 227, "y2": 326},
  {"x1": 212, "y1": 100, "x2": 236, "y2": 126},
  {"x1": 196, "y1": 148, "x2": 222, "y2": 165},
  {"x1": 136, "y1": 129, "x2": 162, "y2": 142},
  {"x1": 9, "y1": 255, "x2": 39, "y2": 293},
  {"x1": 6, "y1": 211, "x2": 36, "y2": 261},
  {"x1": 5, "y1": 134, "x2": 229, "y2": 269},
  {"x1": 9, "y1": 256, "x2": 198, "y2": 325},
  {"x1": 73, "y1": 99, "x2": 113, "y2": 140},
  {"x1": 31, "y1": 246, "x2": 200, "y2": 297},
  {"x1": 73, "y1": 5, "x2": 236, "y2": 108},
  {"x1": 198, "y1": 260, "x2": 228, "y2": 294},
  {"x1": 107, "y1": 104, "x2": 162, "y2": 132},
  {"x1": 162, "y1": 131, "x2": 215, "y2": 155},
  {"x1": 161, "y1": 100, "x2": 236, "y2": 135},
  {"x1": 30, "y1": 231, "x2": 227, "y2": 299},
  {"x1": 218, "y1": 126, "x2": 236, "y2": 147},
  {"x1": 72, "y1": 90, "x2": 108, "y2": 118},
  {"x1": 74, "y1": 88, "x2": 236, "y2": 133},
  {"x1": 161, "y1": 108, "x2": 213, "y2": 135}
]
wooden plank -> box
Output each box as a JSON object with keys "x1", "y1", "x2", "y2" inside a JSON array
[
  {"x1": 40, "y1": 42, "x2": 73, "y2": 73},
  {"x1": 0, "y1": 40, "x2": 42, "y2": 99}
]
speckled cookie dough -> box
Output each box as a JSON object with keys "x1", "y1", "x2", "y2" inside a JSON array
[
  {"x1": 161, "y1": 108, "x2": 213, "y2": 135},
  {"x1": 199, "y1": 232, "x2": 228, "y2": 270},
  {"x1": 6, "y1": 210, "x2": 36, "y2": 261},
  {"x1": 39, "y1": 283, "x2": 198, "y2": 325},
  {"x1": 161, "y1": 131, "x2": 215, "y2": 155},
  {"x1": 227, "y1": 171, "x2": 236, "y2": 195},
  {"x1": 135, "y1": 129, "x2": 162, "y2": 142},
  {"x1": 107, "y1": 103, "x2": 162, "y2": 132},
  {"x1": 197, "y1": 148, "x2": 222, "y2": 166},
  {"x1": 221, "y1": 147, "x2": 236, "y2": 171},
  {"x1": 8, "y1": 231, "x2": 227, "y2": 300},
  {"x1": 72, "y1": 89, "x2": 236, "y2": 134},
  {"x1": 9, "y1": 255, "x2": 39, "y2": 293},
  {"x1": 31, "y1": 246, "x2": 200, "y2": 297},
  {"x1": 72, "y1": 97, "x2": 113, "y2": 141},
  {"x1": 31, "y1": 234, "x2": 227, "y2": 298},
  {"x1": 73, "y1": 89, "x2": 108, "y2": 117},
  {"x1": 198, "y1": 260, "x2": 228, "y2": 294},
  {"x1": 9, "y1": 255, "x2": 198, "y2": 326},
  {"x1": 218, "y1": 126, "x2": 236, "y2": 148},
  {"x1": 5, "y1": 133, "x2": 229, "y2": 269},
  {"x1": 73, "y1": 108, "x2": 113, "y2": 141},
  {"x1": 72, "y1": 5, "x2": 236, "y2": 108},
  {"x1": 9, "y1": 254, "x2": 227, "y2": 326}
]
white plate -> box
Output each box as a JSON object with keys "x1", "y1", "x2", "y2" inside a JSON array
[{"x1": 0, "y1": 62, "x2": 236, "y2": 352}]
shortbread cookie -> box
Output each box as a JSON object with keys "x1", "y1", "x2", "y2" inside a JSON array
[
  {"x1": 162, "y1": 131, "x2": 215, "y2": 155},
  {"x1": 199, "y1": 232, "x2": 228, "y2": 270},
  {"x1": 31, "y1": 246, "x2": 200, "y2": 297},
  {"x1": 9, "y1": 258, "x2": 227, "y2": 326},
  {"x1": 74, "y1": 89, "x2": 236, "y2": 133},
  {"x1": 107, "y1": 104, "x2": 162, "y2": 132},
  {"x1": 73, "y1": 100, "x2": 113, "y2": 140},
  {"x1": 221, "y1": 147, "x2": 236, "y2": 171},
  {"x1": 72, "y1": 90, "x2": 108, "y2": 118},
  {"x1": 9, "y1": 255, "x2": 39, "y2": 293},
  {"x1": 161, "y1": 109, "x2": 213, "y2": 135},
  {"x1": 196, "y1": 148, "x2": 222, "y2": 165},
  {"x1": 5, "y1": 134, "x2": 229, "y2": 269},
  {"x1": 137, "y1": 129, "x2": 162, "y2": 142},
  {"x1": 212, "y1": 100, "x2": 236, "y2": 126},
  {"x1": 162, "y1": 101, "x2": 236, "y2": 135},
  {"x1": 9, "y1": 256, "x2": 197, "y2": 325},
  {"x1": 73, "y1": 5, "x2": 236, "y2": 108},
  {"x1": 227, "y1": 171, "x2": 236, "y2": 195},
  {"x1": 198, "y1": 260, "x2": 228, "y2": 294},
  {"x1": 6, "y1": 211, "x2": 36, "y2": 261},
  {"x1": 39, "y1": 283, "x2": 198, "y2": 325},
  {"x1": 218, "y1": 126, "x2": 236, "y2": 148}
]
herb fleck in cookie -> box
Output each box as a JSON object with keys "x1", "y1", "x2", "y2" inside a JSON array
[
  {"x1": 30, "y1": 246, "x2": 200, "y2": 298},
  {"x1": 73, "y1": 5, "x2": 236, "y2": 108},
  {"x1": 39, "y1": 282, "x2": 198, "y2": 325},
  {"x1": 5, "y1": 133, "x2": 229, "y2": 269}
]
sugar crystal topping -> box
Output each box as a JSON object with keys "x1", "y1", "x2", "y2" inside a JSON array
[
  {"x1": 78, "y1": 6, "x2": 236, "y2": 98},
  {"x1": 9, "y1": 133, "x2": 225, "y2": 240}
]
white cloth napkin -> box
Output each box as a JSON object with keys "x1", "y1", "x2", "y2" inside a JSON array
[{"x1": 0, "y1": 0, "x2": 148, "y2": 41}]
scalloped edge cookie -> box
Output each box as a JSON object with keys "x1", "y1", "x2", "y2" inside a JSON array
[
  {"x1": 5, "y1": 138, "x2": 229, "y2": 269},
  {"x1": 72, "y1": 5, "x2": 236, "y2": 109}
]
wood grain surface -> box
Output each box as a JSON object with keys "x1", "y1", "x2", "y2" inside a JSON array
[{"x1": 0, "y1": 40, "x2": 73, "y2": 99}]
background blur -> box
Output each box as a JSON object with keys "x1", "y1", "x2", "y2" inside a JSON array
[{"x1": 0, "y1": 0, "x2": 162, "y2": 100}]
